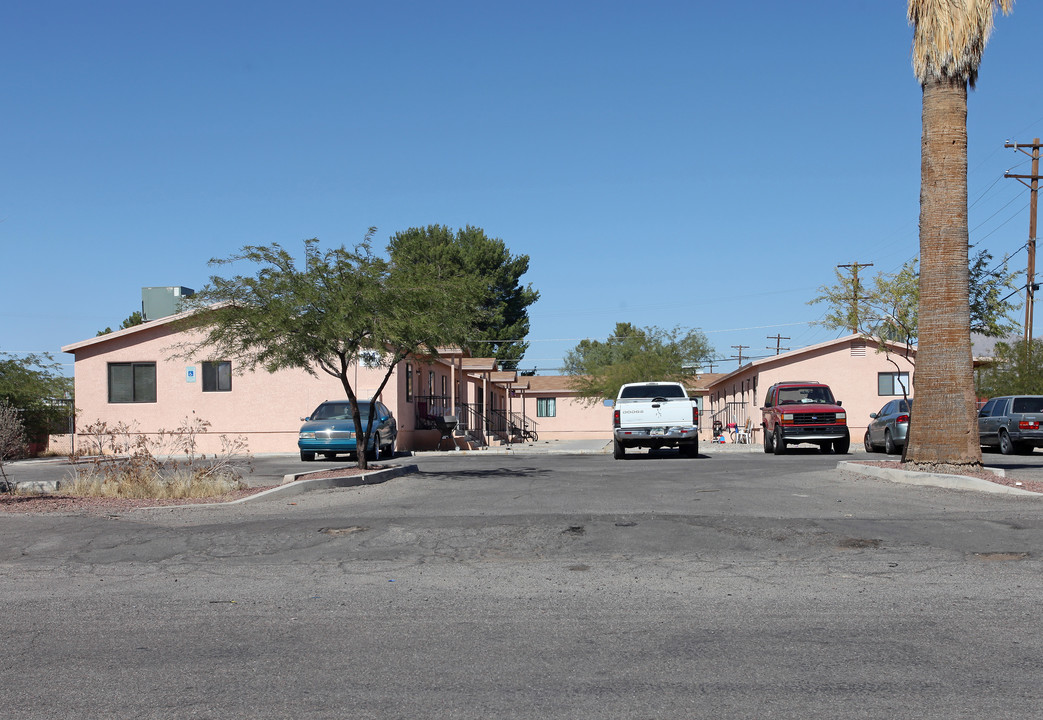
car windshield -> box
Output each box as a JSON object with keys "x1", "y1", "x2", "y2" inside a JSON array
[
  {"x1": 777, "y1": 386, "x2": 835, "y2": 405},
  {"x1": 311, "y1": 402, "x2": 371, "y2": 421},
  {"x1": 620, "y1": 384, "x2": 685, "y2": 399},
  {"x1": 1012, "y1": 397, "x2": 1043, "y2": 414}
]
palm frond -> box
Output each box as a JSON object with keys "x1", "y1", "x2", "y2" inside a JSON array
[{"x1": 908, "y1": 0, "x2": 1014, "y2": 86}]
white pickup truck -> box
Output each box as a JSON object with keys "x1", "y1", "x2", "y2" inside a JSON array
[{"x1": 605, "y1": 381, "x2": 700, "y2": 459}]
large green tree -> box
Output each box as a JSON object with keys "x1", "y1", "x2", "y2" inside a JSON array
[
  {"x1": 975, "y1": 338, "x2": 1043, "y2": 397},
  {"x1": 388, "y1": 225, "x2": 539, "y2": 369},
  {"x1": 0, "y1": 351, "x2": 73, "y2": 446},
  {"x1": 563, "y1": 323, "x2": 714, "y2": 405},
  {"x1": 905, "y1": 0, "x2": 1012, "y2": 471},
  {"x1": 181, "y1": 233, "x2": 482, "y2": 469},
  {"x1": 809, "y1": 247, "x2": 1019, "y2": 344}
]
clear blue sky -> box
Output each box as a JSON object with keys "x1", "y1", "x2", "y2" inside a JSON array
[{"x1": 4, "y1": 1, "x2": 1042, "y2": 376}]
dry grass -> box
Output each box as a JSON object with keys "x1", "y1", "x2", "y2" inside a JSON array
[
  {"x1": 63, "y1": 463, "x2": 247, "y2": 499},
  {"x1": 59, "y1": 416, "x2": 252, "y2": 499}
]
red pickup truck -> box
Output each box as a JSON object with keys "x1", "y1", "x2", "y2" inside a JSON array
[{"x1": 761, "y1": 381, "x2": 850, "y2": 455}]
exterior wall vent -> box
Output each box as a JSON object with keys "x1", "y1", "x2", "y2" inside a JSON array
[{"x1": 851, "y1": 342, "x2": 867, "y2": 357}]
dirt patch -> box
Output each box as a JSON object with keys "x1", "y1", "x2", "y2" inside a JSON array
[
  {"x1": 290, "y1": 465, "x2": 387, "y2": 481},
  {"x1": 0, "y1": 486, "x2": 278, "y2": 515}
]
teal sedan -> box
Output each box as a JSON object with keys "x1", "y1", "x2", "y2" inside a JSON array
[{"x1": 298, "y1": 400, "x2": 398, "y2": 461}]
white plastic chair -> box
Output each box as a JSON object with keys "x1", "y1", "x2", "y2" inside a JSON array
[{"x1": 734, "y1": 420, "x2": 752, "y2": 444}]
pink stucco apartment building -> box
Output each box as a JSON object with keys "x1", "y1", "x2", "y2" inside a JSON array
[
  {"x1": 62, "y1": 308, "x2": 914, "y2": 455},
  {"x1": 699, "y1": 334, "x2": 916, "y2": 446},
  {"x1": 60, "y1": 306, "x2": 623, "y2": 454}
]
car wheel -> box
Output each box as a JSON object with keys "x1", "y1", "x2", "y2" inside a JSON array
[
  {"x1": 764, "y1": 427, "x2": 774, "y2": 453},
  {"x1": 367, "y1": 433, "x2": 380, "y2": 461},
  {"x1": 999, "y1": 429, "x2": 1015, "y2": 455},
  {"x1": 679, "y1": 441, "x2": 698, "y2": 457},
  {"x1": 772, "y1": 427, "x2": 786, "y2": 455},
  {"x1": 380, "y1": 434, "x2": 395, "y2": 459},
  {"x1": 300, "y1": 451, "x2": 315, "y2": 462},
  {"x1": 864, "y1": 431, "x2": 875, "y2": 453},
  {"x1": 884, "y1": 430, "x2": 898, "y2": 455},
  {"x1": 834, "y1": 434, "x2": 850, "y2": 454},
  {"x1": 613, "y1": 438, "x2": 625, "y2": 459}
]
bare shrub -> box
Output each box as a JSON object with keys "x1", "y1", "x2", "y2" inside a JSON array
[
  {"x1": 67, "y1": 416, "x2": 251, "y2": 498},
  {"x1": 0, "y1": 400, "x2": 28, "y2": 489}
]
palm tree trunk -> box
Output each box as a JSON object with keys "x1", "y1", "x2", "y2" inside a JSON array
[{"x1": 904, "y1": 78, "x2": 982, "y2": 469}]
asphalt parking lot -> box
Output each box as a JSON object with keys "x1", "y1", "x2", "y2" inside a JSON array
[
  {"x1": 4, "y1": 441, "x2": 1043, "y2": 719},
  {"x1": 9, "y1": 437, "x2": 1043, "y2": 497}
]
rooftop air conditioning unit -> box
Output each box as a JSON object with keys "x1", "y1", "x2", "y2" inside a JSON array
[{"x1": 141, "y1": 286, "x2": 194, "y2": 321}]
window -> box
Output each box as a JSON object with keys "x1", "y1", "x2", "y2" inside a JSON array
[
  {"x1": 989, "y1": 398, "x2": 1010, "y2": 417},
  {"x1": 1013, "y1": 397, "x2": 1043, "y2": 414},
  {"x1": 619, "y1": 384, "x2": 685, "y2": 399},
  {"x1": 537, "y1": 397, "x2": 556, "y2": 417},
  {"x1": 108, "y1": 362, "x2": 156, "y2": 403},
  {"x1": 441, "y1": 375, "x2": 448, "y2": 400},
  {"x1": 405, "y1": 363, "x2": 413, "y2": 402},
  {"x1": 878, "y1": 372, "x2": 910, "y2": 396},
  {"x1": 428, "y1": 370, "x2": 435, "y2": 396},
  {"x1": 202, "y1": 361, "x2": 232, "y2": 392}
]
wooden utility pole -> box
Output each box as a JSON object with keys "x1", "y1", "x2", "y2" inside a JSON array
[
  {"x1": 766, "y1": 334, "x2": 790, "y2": 355},
  {"x1": 730, "y1": 345, "x2": 748, "y2": 366},
  {"x1": 837, "y1": 262, "x2": 874, "y2": 333},
  {"x1": 1005, "y1": 138, "x2": 1041, "y2": 344}
]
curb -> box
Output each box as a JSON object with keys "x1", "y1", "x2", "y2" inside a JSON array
[
  {"x1": 837, "y1": 460, "x2": 1040, "y2": 496},
  {"x1": 141, "y1": 463, "x2": 419, "y2": 508}
]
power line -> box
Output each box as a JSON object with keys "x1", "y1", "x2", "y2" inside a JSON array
[{"x1": 1005, "y1": 137, "x2": 1042, "y2": 343}]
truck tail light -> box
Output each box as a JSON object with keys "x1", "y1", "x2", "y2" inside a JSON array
[
  {"x1": 897, "y1": 414, "x2": 910, "y2": 424},
  {"x1": 1019, "y1": 420, "x2": 1039, "y2": 430},
  {"x1": 613, "y1": 409, "x2": 620, "y2": 428},
  {"x1": 693, "y1": 407, "x2": 699, "y2": 426}
]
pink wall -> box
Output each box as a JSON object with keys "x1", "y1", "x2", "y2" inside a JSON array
[
  {"x1": 65, "y1": 322, "x2": 513, "y2": 455},
  {"x1": 69, "y1": 323, "x2": 402, "y2": 454},
  {"x1": 516, "y1": 391, "x2": 613, "y2": 440}
]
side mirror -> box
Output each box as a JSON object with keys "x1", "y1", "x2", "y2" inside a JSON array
[
  {"x1": 603, "y1": 398, "x2": 615, "y2": 407},
  {"x1": 837, "y1": 401, "x2": 842, "y2": 407},
  {"x1": 869, "y1": 413, "x2": 878, "y2": 419},
  {"x1": 301, "y1": 416, "x2": 311, "y2": 421}
]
